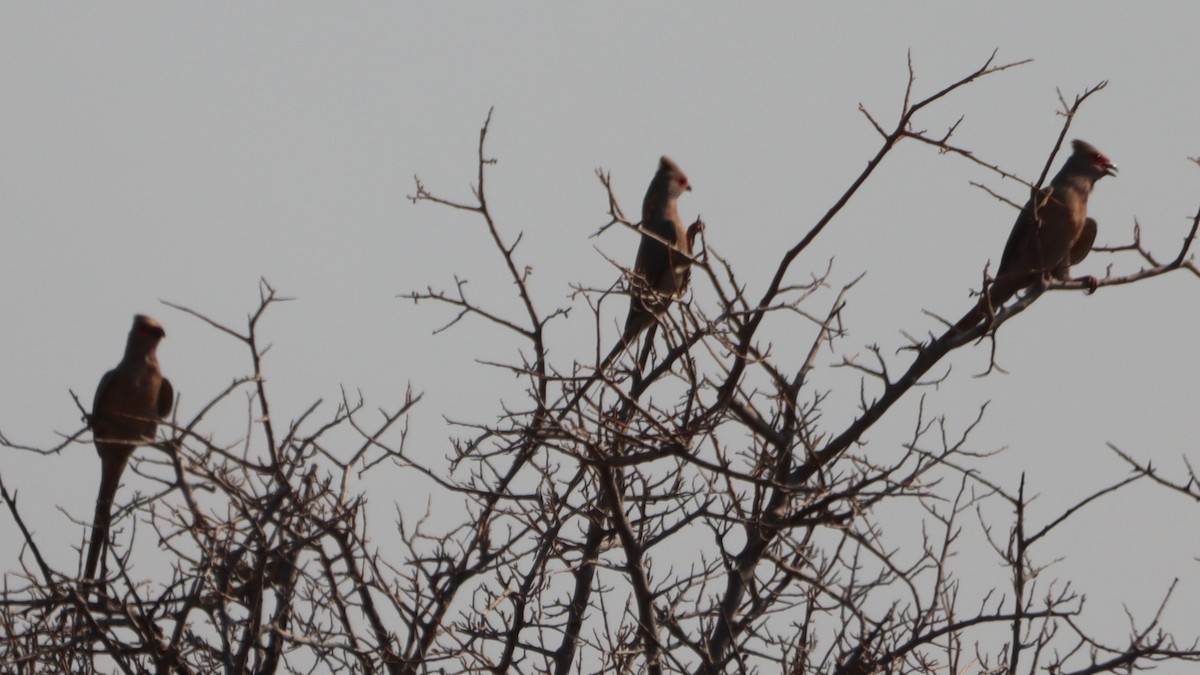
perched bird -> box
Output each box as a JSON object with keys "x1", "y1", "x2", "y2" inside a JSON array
[
  {"x1": 84, "y1": 314, "x2": 174, "y2": 581},
  {"x1": 954, "y1": 139, "x2": 1116, "y2": 332},
  {"x1": 559, "y1": 156, "x2": 699, "y2": 416},
  {"x1": 621, "y1": 155, "x2": 696, "y2": 345}
]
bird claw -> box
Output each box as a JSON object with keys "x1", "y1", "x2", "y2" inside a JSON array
[{"x1": 1079, "y1": 275, "x2": 1099, "y2": 294}]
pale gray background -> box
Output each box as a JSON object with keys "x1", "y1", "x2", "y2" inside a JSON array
[{"x1": 2, "y1": 3, "x2": 1198, "y2": 667}]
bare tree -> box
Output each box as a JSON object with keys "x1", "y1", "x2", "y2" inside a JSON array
[{"x1": 2, "y1": 52, "x2": 1199, "y2": 674}]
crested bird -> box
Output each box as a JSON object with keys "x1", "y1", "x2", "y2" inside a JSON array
[
  {"x1": 621, "y1": 155, "x2": 696, "y2": 346},
  {"x1": 953, "y1": 139, "x2": 1116, "y2": 333},
  {"x1": 84, "y1": 314, "x2": 174, "y2": 581},
  {"x1": 561, "y1": 156, "x2": 700, "y2": 416}
]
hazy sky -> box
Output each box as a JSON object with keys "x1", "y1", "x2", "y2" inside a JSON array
[{"x1": 2, "y1": 3, "x2": 1198, "y2": 668}]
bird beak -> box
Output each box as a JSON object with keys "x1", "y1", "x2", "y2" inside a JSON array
[{"x1": 1105, "y1": 165, "x2": 1118, "y2": 177}]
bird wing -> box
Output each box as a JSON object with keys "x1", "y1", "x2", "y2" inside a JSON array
[
  {"x1": 92, "y1": 368, "x2": 117, "y2": 422},
  {"x1": 157, "y1": 377, "x2": 174, "y2": 419},
  {"x1": 996, "y1": 187, "x2": 1051, "y2": 277},
  {"x1": 632, "y1": 217, "x2": 679, "y2": 292},
  {"x1": 1069, "y1": 217, "x2": 1097, "y2": 266}
]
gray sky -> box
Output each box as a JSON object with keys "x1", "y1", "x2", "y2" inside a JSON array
[{"x1": 2, "y1": 3, "x2": 1198, "y2": 667}]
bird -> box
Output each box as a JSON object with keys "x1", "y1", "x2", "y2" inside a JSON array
[
  {"x1": 620, "y1": 155, "x2": 697, "y2": 346},
  {"x1": 560, "y1": 156, "x2": 699, "y2": 416},
  {"x1": 953, "y1": 139, "x2": 1116, "y2": 333},
  {"x1": 84, "y1": 314, "x2": 174, "y2": 582}
]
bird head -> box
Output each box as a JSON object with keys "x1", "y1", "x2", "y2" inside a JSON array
[
  {"x1": 130, "y1": 314, "x2": 166, "y2": 344},
  {"x1": 1070, "y1": 139, "x2": 1118, "y2": 180},
  {"x1": 658, "y1": 156, "x2": 692, "y2": 198}
]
